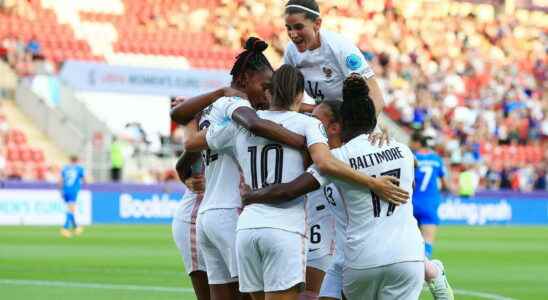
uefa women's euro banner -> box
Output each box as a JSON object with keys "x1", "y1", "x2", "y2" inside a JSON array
[
  {"x1": 0, "y1": 181, "x2": 546, "y2": 225},
  {"x1": 59, "y1": 60, "x2": 231, "y2": 96}
]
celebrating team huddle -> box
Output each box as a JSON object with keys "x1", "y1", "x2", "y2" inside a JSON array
[{"x1": 170, "y1": 1, "x2": 454, "y2": 300}]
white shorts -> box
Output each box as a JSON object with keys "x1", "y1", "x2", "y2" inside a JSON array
[
  {"x1": 236, "y1": 228, "x2": 307, "y2": 293},
  {"x1": 319, "y1": 255, "x2": 343, "y2": 299},
  {"x1": 172, "y1": 219, "x2": 206, "y2": 275},
  {"x1": 307, "y1": 253, "x2": 333, "y2": 273},
  {"x1": 197, "y1": 208, "x2": 240, "y2": 284},
  {"x1": 343, "y1": 261, "x2": 424, "y2": 300},
  {"x1": 306, "y1": 188, "x2": 335, "y2": 261}
]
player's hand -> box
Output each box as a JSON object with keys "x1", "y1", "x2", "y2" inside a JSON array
[
  {"x1": 184, "y1": 175, "x2": 205, "y2": 194},
  {"x1": 223, "y1": 87, "x2": 247, "y2": 99},
  {"x1": 171, "y1": 96, "x2": 185, "y2": 109},
  {"x1": 371, "y1": 176, "x2": 409, "y2": 205},
  {"x1": 368, "y1": 129, "x2": 390, "y2": 147},
  {"x1": 240, "y1": 183, "x2": 253, "y2": 206}
]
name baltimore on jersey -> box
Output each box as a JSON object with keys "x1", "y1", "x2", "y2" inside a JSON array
[{"x1": 349, "y1": 146, "x2": 405, "y2": 170}]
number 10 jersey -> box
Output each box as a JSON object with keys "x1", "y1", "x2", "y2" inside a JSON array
[{"x1": 206, "y1": 110, "x2": 328, "y2": 236}]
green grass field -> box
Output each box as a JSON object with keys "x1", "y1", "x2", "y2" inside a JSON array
[{"x1": 1, "y1": 226, "x2": 547, "y2": 300}]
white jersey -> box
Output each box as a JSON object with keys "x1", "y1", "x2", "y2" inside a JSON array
[
  {"x1": 206, "y1": 110, "x2": 328, "y2": 235},
  {"x1": 308, "y1": 135, "x2": 424, "y2": 269},
  {"x1": 173, "y1": 160, "x2": 203, "y2": 223},
  {"x1": 306, "y1": 187, "x2": 335, "y2": 259},
  {"x1": 198, "y1": 96, "x2": 251, "y2": 213},
  {"x1": 320, "y1": 183, "x2": 347, "y2": 266},
  {"x1": 284, "y1": 30, "x2": 375, "y2": 103}
]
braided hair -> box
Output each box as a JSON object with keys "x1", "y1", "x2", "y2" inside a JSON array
[
  {"x1": 341, "y1": 73, "x2": 377, "y2": 141},
  {"x1": 230, "y1": 37, "x2": 273, "y2": 87}
]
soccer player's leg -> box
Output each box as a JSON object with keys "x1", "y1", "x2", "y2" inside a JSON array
[
  {"x1": 261, "y1": 228, "x2": 306, "y2": 300},
  {"x1": 319, "y1": 258, "x2": 343, "y2": 300},
  {"x1": 197, "y1": 209, "x2": 240, "y2": 300},
  {"x1": 413, "y1": 199, "x2": 439, "y2": 259},
  {"x1": 377, "y1": 261, "x2": 424, "y2": 300},
  {"x1": 172, "y1": 219, "x2": 210, "y2": 300},
  {"x1": 61, "y1": 193, "x2": 77, "y2": 237},
  {"x1": 425, "y1": 260, "x2": 454, "y2": 300}
]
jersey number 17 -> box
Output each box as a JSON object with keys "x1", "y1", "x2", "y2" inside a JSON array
[{"x1": 371, "y1": 168, "x2": 401, "y2": 218}]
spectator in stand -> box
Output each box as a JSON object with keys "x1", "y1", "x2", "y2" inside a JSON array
[
  {"x1": 25, "y1": 35, "x2": 41, "y2": 59},
  {"x1": 0, "y1": 144, "x2": 6, "y2": 180},
  {"x1": 458, "y1": 156, "x2": 479, "y2": 197}
]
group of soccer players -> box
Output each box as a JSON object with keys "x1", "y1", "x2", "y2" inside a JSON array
[{"x1": 167, "y1": 1, "x2": 454, "y2": 300}]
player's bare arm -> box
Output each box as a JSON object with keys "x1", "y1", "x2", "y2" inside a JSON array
[
  {"x1": 309, "y1": 143, "x2": 409, "y2": 205},
  {"x1": 242, "y1": 173, "x2": 320, "y2": 206},
  {"x1": 232, "y1": 106, "x2": 306, "y2": 150},
  {"x1": 175, "y1": 150, "x2": 204, "y2": 194},
  {"x1": 300, "y1": 103, "x2": 316, "y2": 113},
  {"x1": 170, "y1": 87, "x2": 246, "y2": 125},
  {"x1": 182, "y1": 116, "x2": 208, "y2": 152}
]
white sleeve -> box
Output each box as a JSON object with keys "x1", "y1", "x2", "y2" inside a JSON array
[
  {"x1": 304, "y1": 118, "x2": 329, "y2": 148},
  {"x1": 334, "y1": 36, "x2": 375, "y2": 79},
  {"x1": 283, "y1": 45, "x2": 295, "y2": 65},
  {"x1": 206, "y1": 121, "x2": 238, "y2": 152},
  {"x1": 306, "y1": 164, "x2": 331, "y2": 187},
  {"x1": 225, "y1": 97, "x2": 253, "y2": 120}
]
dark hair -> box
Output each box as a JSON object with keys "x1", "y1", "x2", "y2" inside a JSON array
[
  {"x1": 412, "y1": 131, "x2": 431, "y2": 148},
  {"x1": 70, "y1": 155, "x2": 78, "y2": 163},
  {"x1": 230, "y1": 37, "x2": 273, "y2": 86},
  {"x1": 285, "y1": 0, "x2": 320, "y2": 21},
  {"x1": 270, "y1": 64, "x2": 305, "y2": 110},
  {"x1": 341, "y1": 73, "x2": 377, "y2": 140},
  {"x1": 320, "y1": 101, "x2": 342, "y2": 124}
]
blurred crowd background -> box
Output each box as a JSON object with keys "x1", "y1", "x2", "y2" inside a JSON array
[{"x1": 0, "y1": 0, "x2": 546, "y2": 192}]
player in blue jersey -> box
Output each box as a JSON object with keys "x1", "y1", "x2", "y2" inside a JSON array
[
  {"x1": 59, "y1": 155, "x2": 86, "y2": 238},
  {"x1": 411, "y1": 132, "x2": 452, "y2": 259}
]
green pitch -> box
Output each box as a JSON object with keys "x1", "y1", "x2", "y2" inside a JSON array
[{"x1": 1, "y1": 226, "x2": 547, "y2": 300}]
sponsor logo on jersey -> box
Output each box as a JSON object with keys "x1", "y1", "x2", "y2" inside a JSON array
[
  {"x1": 345, "y1": 54, "x2": 363, "y2": 71},
  {"x1": 322, "y1": 67, "x2": 333, "y2": 78}
]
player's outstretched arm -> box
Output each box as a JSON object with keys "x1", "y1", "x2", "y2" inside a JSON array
[
  {"x1": 171, "y1": 87, "x2": 246, "y2": 125},
  {"x1": 242, "y1": 173, "x2": 320, "y2": 206},
  {"x1": 308, "y1": 143, "x2": 408, "y2": 205},
  {"x1": 232, "y1": 107, "x2": 306, "y2": 150},
  {"x1": 182, "y1": 117, "x2": 208, "y2": 152}
]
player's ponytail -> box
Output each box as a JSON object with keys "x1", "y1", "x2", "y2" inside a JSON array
[
  {"x1": 230, "y1": 37, "x2": 273, "y2": 87},
  {"x1": 270, "y1": 64, "x2": 304, "y2": 110},
  {"x1": 285, "y1": 0, "x2": 320, "y2": 21},
  {"x1": 341, "y1": 73, "x2": 377, "y2": 141}
]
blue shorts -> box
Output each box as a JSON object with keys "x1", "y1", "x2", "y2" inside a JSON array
[
  {"x1": 412, "y1": 198, "x2": 440, "y2": 226},
  {"x1": 63, "y1": 193, "x2": 78, "y2": 203}
]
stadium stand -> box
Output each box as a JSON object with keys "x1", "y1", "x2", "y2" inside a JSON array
[{"x1": 0, "y1": 0, "x2": 546, "y2": 190}]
